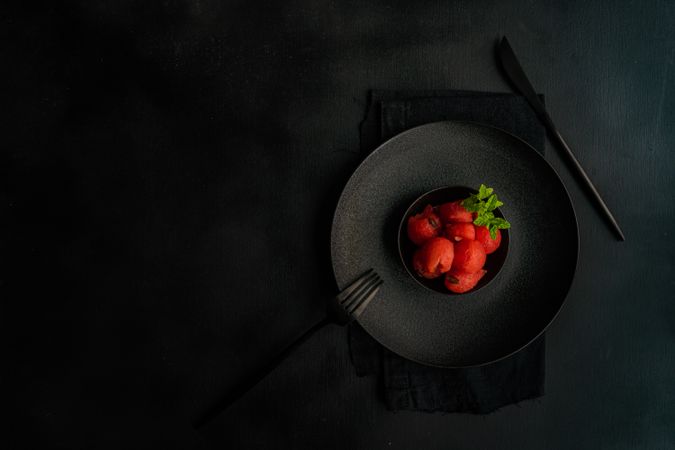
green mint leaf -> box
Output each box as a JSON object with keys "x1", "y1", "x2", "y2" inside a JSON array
[
  {"x1": 461, "y1": 196, "x2": 480, "y2": 212},
  {"x1": 485, "y1": 194, "x2": 499, "y2": 211},
  {"x1": 473, "y1": 215, "x2": 490, "y2": 226},
  {"x1": 490, "y1": 217, "x2": 511, "y2": 229},
  {"x1": 488, "y1": 225, "x2": 498, "y2": 239},
  {"x1": 462, "y1": 185, "x2": 510, "y2": 236},
  {"x1": 477, "y1": 184, "x2": 493, "y2": 200}
]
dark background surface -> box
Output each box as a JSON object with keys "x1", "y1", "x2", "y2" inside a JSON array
[{"x1": 4, "y1": 1, "x2": 674, "y2": 449}]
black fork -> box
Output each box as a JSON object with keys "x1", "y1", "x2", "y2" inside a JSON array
[{"x1": 193, "y1": 269, "x2": 383, "y2": 428}]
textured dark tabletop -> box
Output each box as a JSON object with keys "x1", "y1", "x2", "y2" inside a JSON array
[{"x1": 4, "y1": 1, "x2": 674, "y2": 449}]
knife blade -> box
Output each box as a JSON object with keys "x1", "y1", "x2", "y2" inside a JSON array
[{"x1": 497, "y1": 36, "x2": 625, "y2": 241}]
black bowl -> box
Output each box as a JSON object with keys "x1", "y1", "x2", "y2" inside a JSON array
[{"x1": 397, "y1": 186, "x2": 510, "y2": 295}]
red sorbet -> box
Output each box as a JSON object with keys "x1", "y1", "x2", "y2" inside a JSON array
[
  {"x1": 412, "y1": 237, "x2": 454, "y2": 279},
  {"x1": 474, "y1": 226, "x2": 502, "y2": 254},
  {"x1": 407, "y1": 205, "x2": 441, "y2": 246},
  {"x1": 444, "y1": 269, "x2": 487, "y2": 293},
  {"x1": 445, "y1": 223, "x2": 476, "y2": 242},
  {"x1": 451, "y1": 239, "x2": 486, "y2": 274},
  {"x1": 438, "y1": 200, "x2": 473, "y2": 224}
]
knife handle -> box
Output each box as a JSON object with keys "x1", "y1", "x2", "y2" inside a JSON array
[{"x1": 545, "y1": 121, "x2": 625, "y2": 241}]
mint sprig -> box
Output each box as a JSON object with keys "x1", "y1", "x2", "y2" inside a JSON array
[{"x1": 461, "y1": 184, "x2": 510, "y2": 239}]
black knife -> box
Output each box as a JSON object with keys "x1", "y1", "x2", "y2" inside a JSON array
[{"x1": 497, "y1": 36, "x2": 625, "y2": 241}]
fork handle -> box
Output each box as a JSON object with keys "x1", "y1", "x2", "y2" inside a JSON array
[{"x1": 193, "y1": 316, "x2": 331, "y2": 429}]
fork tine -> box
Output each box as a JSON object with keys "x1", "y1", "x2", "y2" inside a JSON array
[
  {"x1": 348, "y1": 279, "x2": 383, "y2": 317},
  {"x1": 341, "y1": 272, "x2": 380, "y2": 310},
  {"x1": 337, "y1": 269, "x2": 376, "y2": 303}
]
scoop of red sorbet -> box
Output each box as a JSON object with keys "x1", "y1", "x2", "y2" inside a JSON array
[
  {"x1": 407, "y1": 204, "x2": 441, "y2": 246},
  {"x1": 445, "y1": 222, "x2": 476, "y2": 242},
  {"x1": 438, "y1": 200, "x2": 473, "y2": 223},
  {"x1": 474, "y1": 225, "x2": 502, "y2": 254},
  {"x1": 412, "y1": 237, "x2": 454, "y2": 279},
  {"x1": 451, "y1": 239, "x2": 486, "y2": 274},
  {"x1": 445, "y1": 269, "x2": 487, "y2": 293}
]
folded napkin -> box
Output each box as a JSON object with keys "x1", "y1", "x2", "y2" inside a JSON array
[{"x1": 350, "y1": 90, "x2": 546, "y2": 413}]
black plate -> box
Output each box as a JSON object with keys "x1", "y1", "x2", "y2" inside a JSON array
[{"x1": 330, "y1": 121, "x2": 578, "y2": 368}]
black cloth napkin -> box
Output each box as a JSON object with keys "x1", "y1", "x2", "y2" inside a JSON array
[{"x1": 350, "y1": 90, "x2": 547, "y2": 413}]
